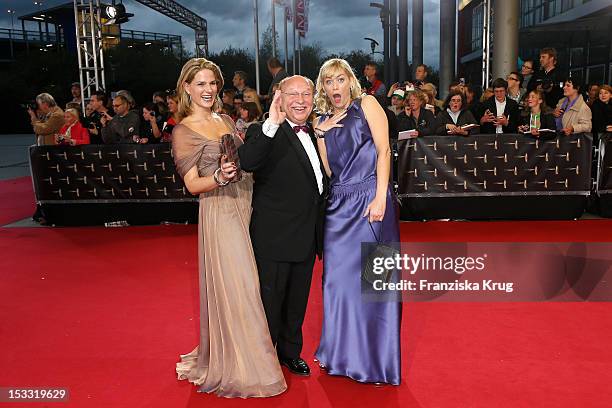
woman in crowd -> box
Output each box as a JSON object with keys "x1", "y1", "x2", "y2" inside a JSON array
[
  {"x1": 553, "y1": 78, "x2": 592, "y2": 136},
  {"x1": 518, "y1": 89, "x2": 556, "y2": 137},
  {"x1": 434, "y1": 89, "x2": 479, "y2": 135},
  {"x1": 420, "y1": 82, "x2": 442, "y2": 115},
  {"x1": 480, "y1": 87, "x2": 494, "y2": 103},
  {"x1": 234, "y1": 101, "x2": 260, "y2": 139},
  {"x1": 171, "y1": 58, "x2": 286, "y2": 398},
  {"x1": 138, "y1": 102, "x2": 163, "y2": 144},
  {"x1": 397, "y1": 89, "x2": 436, "y2": 136},
  {"x1": 591, "y1": 84, "x2": 612, "y2": 137},
  {"x1": 242, "y1": 88, "x2": 263, "y2": 120},
  {"x1": 506, "y1": 71, "x2": 525, "y2": 104},
  {"x1": 162, "y1": 92, "x2": 180, "y2": 142},
  {"x1": 313, "y1": 58, "x2": 401, "y2": 385},
  {"x1": 55, "y1": 108, "x2": 90, "y2": 145}
]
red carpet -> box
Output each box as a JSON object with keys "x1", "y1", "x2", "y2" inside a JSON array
[
  {"x1": 1, "y1": 220, "x2": 612, "y2": 407},
  {"x1": 0, "y1": 177, "x2": 34, "y2": 226}
]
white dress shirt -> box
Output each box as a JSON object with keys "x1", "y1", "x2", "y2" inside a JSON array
[
  {"x1": 261, "y1": 118, "x2": 323, "y2": 194},
  {"x1": 494, "y1": 98, "x2": 507, "y2": 134}
]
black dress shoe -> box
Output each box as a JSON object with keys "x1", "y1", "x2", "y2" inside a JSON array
[{"x1": 279, "y1": 357, "x2": 310, "y2": 376}]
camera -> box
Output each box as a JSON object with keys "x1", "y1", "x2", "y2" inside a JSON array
[
  {"x1": 163, "y1": 123, "x2": 175, "y2": 134},
  {"x1": 20, "y1": 101, "x2": 37, "y2": 111},
  {"x1": 536, "y1": 78, "x2": 553, "y2": 91},
  {"x1": 359, "y1": 77, "x2": 372, "y2": 90}
]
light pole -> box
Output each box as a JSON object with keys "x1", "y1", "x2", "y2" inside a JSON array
[
  {"x1": 370, "y1": 2, "x2": 389, "y2": 84},
  {"x1": 7, "y1": 9, "x2": 15, "y2": 30}
]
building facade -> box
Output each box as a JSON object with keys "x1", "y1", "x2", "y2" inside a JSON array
[{"x1": 458, "y1": 0, "x2": 612, "y2": 91}]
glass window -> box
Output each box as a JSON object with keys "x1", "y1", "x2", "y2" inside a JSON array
[
  {"x1": 471, "y1": 3, "x2": 484, "y2": 52},
  {"x1": 589, "y1": 45, "x2": 608, "y2": 65},
  {"x1": 570, "y1": 68, "x2": 584, "y2": 85},
  {"x1": 570, "y1": 47, "x2": 584, "y2": 67},
  {"x1": 520, "y1": 0, "x2": 544, "y2": 27},
  {"x1": 587, "y1": 65, "x2": 605, "y2": 85}
]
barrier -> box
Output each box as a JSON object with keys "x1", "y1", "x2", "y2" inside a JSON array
[
  {"x1": 29, "y1": 144, "x2": 197, "y2": 226},
  {"x1": 395, "y1": 133, "x2": 592, "y2": 220},
  {"x1": 596, "y1": 133, "x2": 612, "y2": 218}
]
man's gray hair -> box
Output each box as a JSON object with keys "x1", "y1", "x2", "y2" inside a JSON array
[{"x1": 36, "y1": 93, "x2": 57, "y2": 107}]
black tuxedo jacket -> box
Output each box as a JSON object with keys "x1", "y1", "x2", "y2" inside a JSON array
[
  {"x1": 238, "y1": 121, "x2": 328, "y2": 262},
  {"x1": 478, "y1": 96, "x2": 520, "y2": 134}
]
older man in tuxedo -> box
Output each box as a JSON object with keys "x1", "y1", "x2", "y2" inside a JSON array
[{"x1": 238, "y1": 76, "x2": 327, "y2": 376}]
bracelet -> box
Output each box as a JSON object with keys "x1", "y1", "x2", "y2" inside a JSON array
[
  {"x1": 213, "y1": 167, "x2": 230, "y2": 186},
  {"x1": 314, "y1": 127, "x2": 326, "y2": 138}
]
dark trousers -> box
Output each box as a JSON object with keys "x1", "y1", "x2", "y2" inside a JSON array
[{"x1": 255, "y1": 251, "x2": 315, "y2": 360}]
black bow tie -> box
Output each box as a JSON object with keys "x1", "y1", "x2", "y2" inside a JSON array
[{"x1": 292, "y1": 125, "x2": 310, "y2": 134}]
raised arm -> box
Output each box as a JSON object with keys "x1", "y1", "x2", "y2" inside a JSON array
[{"x1": 238, "y1": 90, "x2": 285, "y2": 171}]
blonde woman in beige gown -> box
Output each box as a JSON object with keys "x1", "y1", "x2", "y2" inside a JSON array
[{"x1": 171, "y1": 58, "x2": 286, "y2": 398}]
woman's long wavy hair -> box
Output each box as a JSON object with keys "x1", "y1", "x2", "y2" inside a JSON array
[
  {"x1": 176, "y1": 58, "x2": 224, "y2": 121},
  {"x1": 314, "y1": 58, "x2": 362, "y2": 114}
]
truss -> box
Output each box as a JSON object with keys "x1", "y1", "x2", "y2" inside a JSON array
[
  {"x1": 73, "y1": 0, "x2": 106, "y2": 112},
  {"x1": 133, "y1": 0, "x2": 208, "y2": 57}
]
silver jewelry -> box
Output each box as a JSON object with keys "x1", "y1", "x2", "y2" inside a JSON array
[
  {"x1": 213, "y1": 167, "x2": 230, "y2": 186},
  {"x1": 314, "y1": 127, "x2": 326, "y2": 138}
]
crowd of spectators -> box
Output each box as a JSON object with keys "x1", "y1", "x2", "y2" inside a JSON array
[
  {"x1": 28, "y1": 49, "x2": 611, "y2": 149},
  {"x1": 386, "y1": 48, "x2": 611, "y2": 141}
]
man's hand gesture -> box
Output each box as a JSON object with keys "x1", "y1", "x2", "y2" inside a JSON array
[{"x1": 268, "y1": 90, "x2": 286, "y2": 125}]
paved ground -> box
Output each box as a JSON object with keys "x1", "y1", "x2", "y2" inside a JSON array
[{"x1": 0, "y1": 134, "x2": 35, "y2": 180}]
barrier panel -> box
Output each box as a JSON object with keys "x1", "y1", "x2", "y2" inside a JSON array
[
  {"x1": 29, "y1": 144, "x2": 197, "y2": 226},
  {"x1": 395, "y1": 133, "x2": 592, "y2": 220}
]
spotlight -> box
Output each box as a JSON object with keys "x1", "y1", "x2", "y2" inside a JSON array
[{"x1": 101, "y1": 3, "x2": 133, "y2": 25}]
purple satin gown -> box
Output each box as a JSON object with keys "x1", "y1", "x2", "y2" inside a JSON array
[{"x1": 315, "y1": 98, "x2": 401, "y2": 385}]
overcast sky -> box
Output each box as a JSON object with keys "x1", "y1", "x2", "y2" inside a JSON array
[{"x1": 0, "y1": 0, "x2": 441, "y2": 67}]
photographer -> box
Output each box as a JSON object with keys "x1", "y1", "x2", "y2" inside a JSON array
[
  {"x1": 85, "y1": 91, "x2": 112, "y2": 144},
  {"x1": 138, "y1": 102, "x2": 163, "y2": 144},
  {"x1": 528, "y1": 47, "x2": 563, "y2": 109},
  {"x1": 101, "y1": 95, "x2": 141, "y2": 144},
  {"x1": 56, "y1": 109, "x2": 90, "y2": 146},
  {"x1": 162, "y1": 92, "x2": 179, "y2": 142},
  {"x1": 27, "y1": 93, "x2": 64, "y2": 145}
]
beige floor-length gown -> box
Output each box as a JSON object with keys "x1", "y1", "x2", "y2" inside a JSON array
[{"x1": 172, "y1": 117, "x2": 287, "y2": 398}]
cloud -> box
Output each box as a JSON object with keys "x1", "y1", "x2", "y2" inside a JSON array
[{"x1": 0, "y1": 0, "x2": 442, "y2": 66}]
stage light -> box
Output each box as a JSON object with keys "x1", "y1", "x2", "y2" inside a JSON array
[{"x1": 101, "y1": 3, "x2": 133, "y2": 25}]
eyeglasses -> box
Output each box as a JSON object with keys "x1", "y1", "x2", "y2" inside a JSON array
[
  {"x1": 282, "y1": 91, "x2": 313, "y2": 99},
  {"x1": 522, "y1": 65, "x2": 533, "y2": 70},
  {"x1": 112, "y1": 103, "x2": 124, "y2": 108},
  {"x1": 507, "y1": 77, "x2": 519, "y2": 81}
]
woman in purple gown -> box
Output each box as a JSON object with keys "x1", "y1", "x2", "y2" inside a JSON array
[{"x1": 312, "y1": 59, "x2": 401, "y2": 385}]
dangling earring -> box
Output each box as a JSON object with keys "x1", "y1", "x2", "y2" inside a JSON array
[{"x1": 187, "y1": 93, "x2": 191, "y2": 104}]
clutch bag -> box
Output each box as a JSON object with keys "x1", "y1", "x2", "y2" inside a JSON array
[{"x1": 219, "y1": 134, "x2": 242, "y2": 181}]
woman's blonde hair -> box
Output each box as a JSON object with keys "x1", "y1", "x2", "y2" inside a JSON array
[
  {"x1": 176, "y1": 58, "x2": 224, "y2": 121},
  {"x1": 314, "y1": 58, "x2": 362, "y2": 113},
  {"x1": 242, "y1": 88, "x2": 263, "y2": 119}
]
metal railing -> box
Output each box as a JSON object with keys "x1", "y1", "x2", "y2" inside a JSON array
[{"x1": 0, "y1": 28, "x2": 63, "y2": 43}]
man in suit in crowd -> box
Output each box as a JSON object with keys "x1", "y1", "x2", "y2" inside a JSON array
[
  {"x1": 479, "y1": 78, "x2": 519, "y2": 134},
  {"x1": 238, "y1": 75, "x2": 327, "y2": 377}
]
